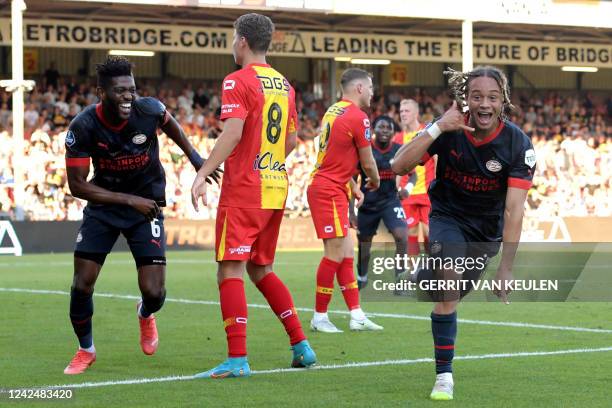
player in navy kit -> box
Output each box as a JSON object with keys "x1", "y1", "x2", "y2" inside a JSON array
[
  {"x1": 63, "y1": 56, "x2": 219, "y2": 374},
  {"x1": 391, "y1": 66, "x2": 535, "y2": 400},
  {"x1": 351, "y1": 115, "x2": 407, "y2": 290}
]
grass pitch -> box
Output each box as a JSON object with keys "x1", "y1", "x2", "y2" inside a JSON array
[{"x1": 1, "y1": 250, "x2": 611, "y2": 407}]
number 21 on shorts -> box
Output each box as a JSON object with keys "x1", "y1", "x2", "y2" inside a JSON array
[{"x1": 394, "y1": 207, "x2": 406, "y2": 219}]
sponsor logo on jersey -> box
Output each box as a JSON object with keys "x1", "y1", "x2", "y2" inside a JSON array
[
  {"x1": 450, "y1": 149, "x2": 462, "y2": 160},
  {"x1": 253, "y1": 151, "x2": 286, "y2": 173},
  {"x1": 223, "y1": 79, "x2": 236, "y2": 90},
  {"x1": 132, "y1": 134, "x2": 147, "y2": 145},
  {"x1": 65, "y1": 131, "x2": 75, "y2": 147},
  {"x1": 525, "y1": 149, "x2": 536, "y2": 168},
  {"x1": 76, "y1": 232, "x2": 83, "y2": 243},
  {"x1": 229, "y1": 245, "x2": 251, "y2": 255},
  {"x1": 485, "y1": 159, "x2": 502, "y2": 172}
]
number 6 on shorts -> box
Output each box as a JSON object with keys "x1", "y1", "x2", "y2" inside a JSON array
[{"x1": 150, "y1": 219, "x2": 161, "y2": 238}]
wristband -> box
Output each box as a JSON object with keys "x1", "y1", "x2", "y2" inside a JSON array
[
  {"x1": 188, "y1": 149, "x2": 204, "y2": 169},
  {"x1": 426, "y1": 122, "x2": 442, "y2": 140}
]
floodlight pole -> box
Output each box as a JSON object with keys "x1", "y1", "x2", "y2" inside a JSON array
[
  {"x1": 462, "y1": 20, "x2": 473, "y2": 71},
  {"x1": 0, "y1": 0, "x2": 35, "y2": 221}
]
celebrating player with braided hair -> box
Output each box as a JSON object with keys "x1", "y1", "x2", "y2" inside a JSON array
[{"x1": 392, "y1": 65, "x2": 536, "y2": 400}]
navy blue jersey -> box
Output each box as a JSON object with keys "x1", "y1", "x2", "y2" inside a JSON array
[
  {"x1": 360, "y1": 142, "x2": 402, "y2": 211},
  {"x1": 65, "y1": 97, "x2": 169, "y2": 205},
  {"x1": 422, "y1": 120, "x2": 535, "y2": 241}
]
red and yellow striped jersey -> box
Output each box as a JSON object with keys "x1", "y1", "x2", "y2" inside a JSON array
[
  {"x1": 218, "y1": 63, "x2": 298, "y2": 209},
  {"x1": 393, "y1": 125, "x2": 435, "y2": 205},
  {"x1": 309, "y1": 99, "x2": 371, "y2": 191}
]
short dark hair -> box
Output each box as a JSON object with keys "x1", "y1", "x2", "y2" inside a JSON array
[
  {"x1": 234, "y1": 13, "x2": 274, "y2": 53},
  {"x1": 96, "y1": 56, "x2": 133, "y2": 89},
  {"x1": 340, "y1": 68, "x2": 371, "y2": 90},
  {"x1": 373, "y1": 115, "x2": 398, "y2": 132}
]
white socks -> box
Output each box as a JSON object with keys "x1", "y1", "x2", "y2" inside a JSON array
[
  {"x1": 80, "y1": 345, "x2": 96, "y2": 354},
  {"x1": 350, "y1": 308, "x2": 366, "y2": 321},
  {"x1": 313, "y1": 312, "x2": 328, "y2": 322},
  {"x1": 315, "y1": 309, "x2": 367, "y2": 321}
]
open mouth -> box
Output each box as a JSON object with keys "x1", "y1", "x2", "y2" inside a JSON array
[
  {"x1": 476, "y1": 112, "x2": 493, "y2": 125},
  {"x1": 118, "y1": 102, "x2": 132, "y2": 116}
]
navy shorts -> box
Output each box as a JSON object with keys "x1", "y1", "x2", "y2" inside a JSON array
[
  {"x1": 357, "y1": 200, "x2": 407, "y2": 237},
  {"x1": 418, "y1": 215, "x2": 500, "y2": 301},
  {"x1": 74, "y1": 204, "x2": 166, "y2": 267}
]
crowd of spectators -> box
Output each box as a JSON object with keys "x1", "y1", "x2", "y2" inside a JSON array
[{"x1": 0, "y1": 69, "x2": 610, "y2": 221}]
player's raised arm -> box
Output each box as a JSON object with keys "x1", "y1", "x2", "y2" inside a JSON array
[
  {"x1": 191, "y1": 118, "x2": 244, "y2": 210},
  {"x1": 391, "y1": 101, "x2": 474, "y2": 176},
  {"x1": 161, "y1": 113, "x2": 222, "y2": 184}
]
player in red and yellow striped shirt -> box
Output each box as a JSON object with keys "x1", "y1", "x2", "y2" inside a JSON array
[
  {"x1": 393, "y1": 99, "x2": 435, "y2": 255},
  {"x1": 191, "y1": 13, "x2": 315, "y2": 379},
  {"x1": 307, "y1": 68, "x2": 383, "y2": 333}
]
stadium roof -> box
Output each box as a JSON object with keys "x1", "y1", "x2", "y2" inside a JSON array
[{"x1": 0, "y1": 0, "x2": 610, "y2": 45}]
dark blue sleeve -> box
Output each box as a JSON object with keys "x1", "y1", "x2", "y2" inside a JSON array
[
  {"x1": 65, "y1": 116, "x2": 92, "y2": 159},
  {"x1": 508, "y1": 127, "x2": 536, "y2": 190},
  {"x1": 137, "y1": 97, "x2": 168, "y2": 126}
]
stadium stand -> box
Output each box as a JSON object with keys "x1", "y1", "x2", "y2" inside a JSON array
[{"x1": 0, "y1": 79, "x2": 609, "y2": 220}]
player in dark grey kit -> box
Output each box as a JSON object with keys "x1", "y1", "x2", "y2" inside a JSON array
[
  {"x1": 63, "y1": 56, "x2": 219, "y2": 374},
  {"x1": 351, "y1": 115, "x2": 407, "y2": 290},
  {"x1": 392, "y1": 66, "x2": 535, "y2": 400}
]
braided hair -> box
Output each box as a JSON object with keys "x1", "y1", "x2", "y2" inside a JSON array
[{"x1": 444, "y1": 65, "x2": 515, "y2": 119}]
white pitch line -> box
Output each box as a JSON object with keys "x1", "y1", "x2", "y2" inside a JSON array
[
  {"x1": 42, "y1": 345, "x2": 612, "y2": 390},
  {"x1": 2, "y1": 287, "x2": 612, "y2": 334}
]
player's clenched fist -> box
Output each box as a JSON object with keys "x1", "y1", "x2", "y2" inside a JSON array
[
  {"x1": 127, "y1": 196, "x2": 160, "y2": 221},
  {"x1": 191, "y1": 174, "x2": 208, "y2": 211},
  {"x1": 436, "y1": 100, "x2": 475, "y2": 133}
]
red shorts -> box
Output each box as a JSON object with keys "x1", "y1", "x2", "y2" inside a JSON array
[
  {"x1": 307, "y1": 185, "x2": 349, "y2": 239},
  {"x1": 403, "y1": 202, "x2": 430, "y2": 228},
  {"x1": 215, "y1": 206, "x2": 284, "y2": 265}
]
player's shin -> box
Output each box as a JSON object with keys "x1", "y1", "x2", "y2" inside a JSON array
[
  {"x1": 139, "y1": 289, "x2": 166, "y2": 318},
  {"x1": 431, "y1": 311, "x2": 457, "y2": 374},
  {"x1": 220, "y1": 278, "x2": 248, "y2": 357},
  {"x1": 255, "y1": 272, "x2": 305, "y2": 345},
  {"x1": 337, "y1": 257, "x2": 361, "y2": 313},
  {"x1": 69, "y1": 286, "x2": 94, "y2": 350},
  {"x1": 357, "y1": 240, "x2": 372, "y2": 289},
  {"x1": 315, "y1": 257, "x2": 339, "y2": 314}
]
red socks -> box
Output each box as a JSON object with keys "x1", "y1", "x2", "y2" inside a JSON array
[
  {"x1": 408, "y1": 235, "x2": 420, "y2": 256},
  {"x1": 337, "y1": 258, "x2": 360, "y2": 311},
  {"x1": 256, "y1": 272, "x2": 306, "y2": 346},
  {"x1": 315, "y1": 257, "x2": 339, "y2": 313},
  {"x1": 219, "y1": 278, "x2": 247, "y2": 357}
]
